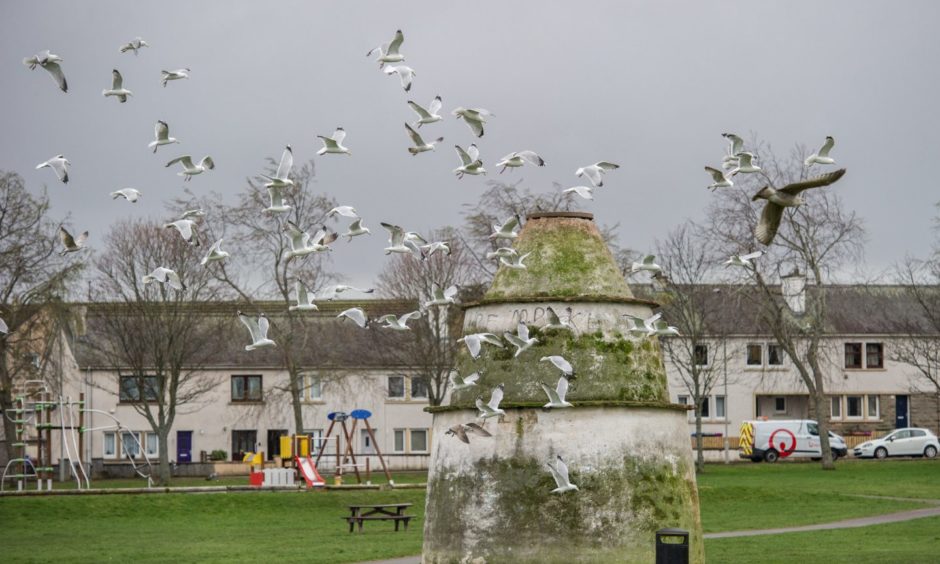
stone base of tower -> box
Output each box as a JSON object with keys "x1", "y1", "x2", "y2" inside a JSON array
[{"x1": 422, "y1": 406, "x2": 704, "y2": 564}]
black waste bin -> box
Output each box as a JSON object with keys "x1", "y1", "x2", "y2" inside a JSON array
[{"x1": 655, "y1": 527, "x2": 689, "y2": 564}]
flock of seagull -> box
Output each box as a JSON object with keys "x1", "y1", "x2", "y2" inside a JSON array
[{"x1": 17, "y1": 30, "x2": 845, "y2": 496}]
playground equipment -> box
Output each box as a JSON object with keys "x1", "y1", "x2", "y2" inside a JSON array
[{"x1": 314, "y1": 409, "x2": 392, "y2": 486}]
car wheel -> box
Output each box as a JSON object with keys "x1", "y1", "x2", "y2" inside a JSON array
[
  {"x1": 874, "y1": 447, "x2": 888, "y2": 460},
  {"x1": 764, "y1": 449, "x2": 779, "y2": 463},
  {"x1": 831, "y1": 449, "x2": 841, "y2": 461},
  {"x1": 925, "y1": 445, "x2": 938, "y2": 459}
]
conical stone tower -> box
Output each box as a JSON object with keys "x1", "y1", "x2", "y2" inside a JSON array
[{"x1": 423, "y1": 212, "x2": 703, "y2": 563}]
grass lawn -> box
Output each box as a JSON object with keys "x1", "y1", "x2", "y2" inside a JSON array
[{"x1": 48, "y1": 470, "x2": 428, "y2": 490}]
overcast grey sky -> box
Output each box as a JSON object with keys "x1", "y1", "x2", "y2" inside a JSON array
[{"x1": 3, "y1": 1, "x2": 939, "y2": 289}]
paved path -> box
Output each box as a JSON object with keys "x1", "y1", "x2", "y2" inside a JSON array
[{"x1": 355, "y1": 557, "x2": 420, "y2": 564}]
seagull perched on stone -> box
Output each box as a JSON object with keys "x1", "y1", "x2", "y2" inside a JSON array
[
  {"x1": 58, "y1": 227, "x2": 87, "y2": 255},
  {"x1": 283, "y1": 221, "x2": 337, "y2": 259},
  {"x1": 453, "y1": 144, "x2": 486, "y2": 178},
  {"x1": 376, "y1": 311, "x2": 422, "y2": 331},
  {"x1": 450, "y1": 370, "x2": 480, "y2": 391},
  {"x1": 166, "y1": 155, "x2": 214, "y2": 181},
  {"x1": 486, "y1": 247, "x2": 517, "y2": 260},
  {"x1": 705, "y1": 166, "x2": 733, "y2": 191},
  {"x1": 541, "y1": 376, "x2": 573, "y2": 409},
  {"x1": 727, "y1": 152, "x2": 761, "y2": 176},
  {"x1": 328, "y1": 205, "x2": 359, "y2": 219},
  {"x1": 489, "y1": 216, "x2": 522, "y2": 240},
  {"x1": 426, "y1": 284, "x2": 458, "y2": 308},
  {"x1": 562, "y1": 186, "x2": 594, "y2": 200},
  {"x1": 384, "y1": 65, "x2": 416, "y2": 92},
  {"x1": 201, "y1": 238, "x2": 229, "y2": 266},
  {"x1": 110, "y1": 188, "x2": 141, "y2": 203},
  {"x1": 264, "y1": 185, "x2": 291, "y2": 214},
  {"x1": 149, "y1": 121, "x2": 180, "y2": 153},
  {"x1": 289, "y1": 281, "x2": 319, "y2": 312},
  {"x1": 142, "y1": 267, "x2": 185, "y2": 291},
  {"x1": 445, "y1": 422, "x2": 492, "y2": 444},
  {"x1": 318, "y1": 285, "x2": 374, "y2": 301},
  {"x1": 408, "y1": 96, "x2": 442, "y2": 127},
  {"x1": 164, "y1": 219, "x2": 199, "y2": 246},
  {"x1": 366, "y1": 30, "x2": 405, "y2": 67},
  {"x1": 342, "y1": 218, "x2": 371, "y2": 241},
  {"x1": 23, "y1": 50, "x2": 67, "y2": 92},
  {"x1": 629, "y1": 255, "x2": 661, "y2": 275},
  {"x1": 405, "y1": 123, "x2": 443, "y2": 155},
  {"x1": 576, "y1": 161, "x2": 619, "y2": 187},
  {"x1": 317, "y1": 128, "x2": 351, "y2": 156},
  {"x1": 458, "y1": 333, "x2": 504, "y2": 359},
  {"x1": 724, "y1": 250, "x2": 764, "y2": 268},
  {"x1": 238, "y1": 311, "x2": 276, "y2": 350},
  {"x1": 119, "y1": 37, "x2": 149, "y2": 55},
  {"x1": 543, "y1": 307, "x2": 575, "y2": 332},
  {"x1": 753, "y1": 168, "x2": 847, "y2": 245},
  {"x1": 161, "y1": 68, "x2": 190, "y2": 87},
  {"x1": 547, "y1": 455, "x2": 579, "y2": 493},
  {"x1": 804, "y1": 136, "x2": 836, "y2": 167},
  {"x1": 36, "y1": 155, "x2": 70, "y2": 183},
  {"x1": 540, "y1": 355, "x2": 574, "y2": 377},
  {"x1": 500, "y1": 252, "x2": 531, "y2": 271},
  {"x1": 504, "y1": 322, "x2": 539, "y2": 357},
  {"x1": 476, "y1": 384, "x2": 505, "y2": 420},
  {"x1": 337, "y1": 307, "x2": 369, "y2": 329},
  {"x1": 495, "y1": 151, "x2": 545, "y2": 174},
  {"x1": 102, "y1": 69, "x2": 132, "y2": 102},
  {"x1": 262, "y1": 145, "x2": 294, "y2": 188},
  {"x1": 452, "y1": 107, "x2": 493, "y2": 138}
]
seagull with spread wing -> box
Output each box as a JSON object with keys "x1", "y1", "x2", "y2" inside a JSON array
[
  {"x1": 458, "y1": 333, "x2": 504, "y2": 359},
  {"x1": 576, "y1": 161, "x2": 619, "y2": 187},
  {"x1": 102, "y1": 69, "x2": 132, "y2": 102},
  {"x1": 58, "y1": 227, "x2": 87, "y2": 255},
  {"x1": 263, "y1": 145, "x2": 294, "y2": 188},
  {"x1": 164, "y1": 219, "x2": 199, "y2": 246},
  {"x1": 541, "y1": 376, "x2": 573, "y2": 409},
  {"x1": 166, "y1": 155, "x2": 214, "y2": 180},
  {"x1": 337, "y1": 307, "x2": 369, "y2": 329},
  {"x1": 376, "y1": 311, "x2": 422, "y2": 331},
  {"x1": 450, "y1": 370, "x2": 481, "y2": 391},
  {"x1": 705, "y1": 166, "x2": 733, "y2": 190},
  {"x1": 452, "y1": 107, "x2": 493, "y2": 138},
  {"x1": 238, "y1": 311, "x2": 276, "y2": 350},
  {"x1": 426, "y1": 284, "x2": 458, "y2": 307},
  {"x1": 753, "y1": 169, "x2": 847, "y2": 245},
  {"x1": 36, "y1": 155, "x2": 70, "y2": 183},
  {"x1": 318, "y1": 285, "x2": 374, "y2": 301},
  {"x1": 289, "y1": 281, "x2": 319, "y2": 312},
  {"x1": 495, "y1": 151, "x2": 545, "y2": 174},
  {"x1": 23, "y1": 50, "x2": 67, "y2": 92},
  {"x1": 724, "y1": 251, "x2": 764, "y2": 268},
  {"x1": 453, "y1": 144, "x2": 486, "y2": 178},
  {"x1": 384, "y1": 65, "x2": 416, "y2": 92},
  {"x1": 542, "y1": 307, "x2": 575, "y2": 332},
  {"x1": 629, "y1": 255, "x2": 661, "y2": 275},
  {"x1": 563, "y1": 186, "x2": 594, "y2": 200},
  {"x1": 405, "y1": 123, "x2": 443, "y2": 155},
  {"x1": 201, "y1": 238, "x2": 229, "y2": 266},
  {"x1": 489, "y1": 215, "x2": 522, "y2": 240},
  {"x1": 804, "y1": 136, "x2": 836, "y2": 167},
  {"x1": 547, "y1": 455, "x2": 579, "y2": 493},
  {"x1": 149, "y1": 121, "x2": 180, "y2": 153},
  {"x1": 540, "y1": 355, "x2": 574, "y2": 377},
  {"x1": 142, "y1": 267, "x2": 185, "y2": 291},
  {"x1": 283, "y1": 221, "x2": 337, "y2": 259},
  {"x1": 119, "y1": 37, "x2": 149, "y2": 55},
  {"x1": 476, "y1": 384, "x2": 505, "y2": 420},
  {"x1": 727, "y1": 152, "x2": 761, "y2": 176},
  {"x1": 317, "y1": 128, "x2": 351, "y2": 156},
  {"x1": 499, "y1": 252, "x2": 532, "y2": 271},
  {"x1": 504, "y1": 322, "x2": 539, "y2": 357},
  {"x1": 446, "y1": 422, "x2": 492, "y2": 444},
  {"x1": 110, "y1": 188, "x2": 141, "y2": 203},
  {"x1": 408, "y1": 96, "x2": 442, "y2": 127},
  {"x1": 366, "y1": 29, "x2": 405, "y2": 67},
  {"x1": 161, "y1": 68, "x2": 190, "y2": 87}
]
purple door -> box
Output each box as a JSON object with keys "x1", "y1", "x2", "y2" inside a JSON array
[{"x1": 177, "y1": 431, "x2": 193, "y2": 463}]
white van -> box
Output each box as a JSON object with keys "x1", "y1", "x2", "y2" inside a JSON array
[{"x1": 739, "y1": 419, "x2": 848, "y2": 463}]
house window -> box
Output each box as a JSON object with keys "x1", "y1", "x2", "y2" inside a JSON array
[
  {"x1": 231, "y1": 430, "x2": 257, "y2": 461},
  {"x1": 231, "y1": 375, "x2": 262, "y2": 402},
  {"x1": 774, "y1": 397, "x2": 787, "y2": 414},
  {"x1": 867, "y1": 395, "x2": 880, "y2": 418},
  {"x1": 411, "y1": 377, "x2": 429, "y2": 399},
  {"x1": 677, "y1": 395, "x2": 689, "y2": 406},
  {"x1": 306, "y1": 375, "x2": 322, "y2": 401},
  {"x1": 693, "y1": 345, "x2": 708, "y2": 366},
  {"x1": 121, "y1": 431, "x2": 141, "y2": 459},
  {"x1": 388, "y1": 376, "x2": 405, "y2": 399},
  {"x1": 103, "y1": 432, "x2": 116, "y2": 458},
  {"x1": 394, "y1": 429, "x2": 405, "y2": 452},
  {"x1": 830, "y1": 396, "x2": 842, "y2": 419},
  {"x1": 410, "y1": 429, "x2": 428, "y2": 452},
  {"x1": 304, "y1": 429, "x2": 324, "y2": 453},
  {"x1": 746, "y1": 344, "x2": 762, "y2": 366},
  {"x1": 145, "y1": 433, "x2": 159, "y2": 457},
  {"x1": 699, "y1": 397, "x2": 710, "y2": 418},
  {"x1": 767, "y1": 344, "x2": 784, "y2": 366},
  {"x1": 119, "y1": 375, "x2": 159, "y2": 402},
  {"x1": 844, "y1": 343, "x2": 862, "y2": 369},
  {"x1": 866, "y1": 343, "x2": 884, "y2": 369},
  {"x1": 715, "y1": 395, "x2": 726, "y2": 419},
  {"x1": 846, "y1": 396, "x2": 863, "y2": 418}
]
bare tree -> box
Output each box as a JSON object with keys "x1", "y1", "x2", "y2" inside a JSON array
[
  {"x1": 91, "y1": 218, "x2": 229, "y2": 484},
  {"x1": 705, "y1": 139, "x2": 864, "y2": 470}
]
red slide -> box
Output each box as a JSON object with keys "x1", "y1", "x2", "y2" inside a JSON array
[{"x1": 295, "y1": 456, "x2": 325, "y2": 488}]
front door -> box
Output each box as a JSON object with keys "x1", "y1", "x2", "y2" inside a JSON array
[
  {"x1": 267, "y1": 429, "x2": 287, "y2": 461},
  {"x1": 896, "y1": 395, "x2": 909, "y2": 429},
  {"x1": 177, "y1": 431, "x2": 193, "y2": 463}
]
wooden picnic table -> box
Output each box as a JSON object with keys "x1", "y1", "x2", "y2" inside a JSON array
[{"x1": 343, "y1": 503, "x2": 413, "y2": 533}]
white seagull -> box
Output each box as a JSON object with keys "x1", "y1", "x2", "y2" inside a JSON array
[
  {"x1": 547, "y1": 455, "x2": 579, "y2": 493},
  {"x1": 201, "y1": 238, "x2": 229, "y2": 265},
  {"x1": 543, "y1": 307, "x2": 575, "y2": 332},
  {"x1": 721, "y1": 132, "x2": 745, "y2": 168},
  {"x1": 504, "y1": 322, "x2": 539, "y2": 357},
  {"x1": 575, "y1": 161, "x2": 620, "y2": 187},
  {"x1": 804, "y1": 136, "x2": 836, "y2": 167},
  {"x1": 166, "y1": 155, "x2": 215, "y2": 180},
  {"x1": 342, "y1": 218, "x2": 371, "y2": 241},
  {"x1": 408, "y1": 96, "x2": 442, "y2": 127},
  {"x1": 366, "y1": 30, "x2": 405, "y2": 67},
  {"x1": 319, "y1": 285, "x2": 374, "y2": 301},
  {"x1": 445, "y1": 422, "x2": 492, "y2": 444},
  {"x1": 381, "y1": 223, "x2": 419, "y2": 255},
  {"x1": 284, "y1": 221, "x2": 337, "y2": 259},
  {"x1": 705, "y1": 166, "x2": 733, "y2": 191},
  {"x1": 476, "y1": 384, "x2": 505, "y2": 420},
  {"x1": 405, "y1": 123, "x2": 443, "y2": 155},
  {"x1": 337, "y1": 307, "x2": 369, "y2": 329},
  {"x1": 495, "y1": 151, "x2": 545, "y2": 174},
  {"x1": 499, "y1": 252, "x2": 532, "y2": 271},
  {"x1": 376, "y1": 311, "x2": 422, "y2": 331},
  {"x1": 142, "y1": 267, "x2": 185, "y2": 291},
  {"x1": 541, "y1": 376, "x2": 573, "y2": 409},
  {"x1": 289, "y1": 281, "x2": 319, "y2": 312},
  {"x1": 161, "y1": 68, "x2": 190, "y2": 87},
  {"x1": 179, "y1": 209, "x2": 205, "y2": 220},
  {"x1": 653, "y1": 318, "x2": 681, "y2": 337},
  {"x1": 452, "y1": 107, "x2": 493, "y2": 138},
  {"x1": 420, "y1": 241, "x2": 451, "y2": 259},
  {"x1": 753, "y1": 169, "x2": 847, "y2": 245},
  {"x1": 384, "y1": 65, "x2": 416, "y2": 92},
  {"x1": 164, "y1": 219, "x2": 199, "y2": 246},
  {"x1": 36, "y1": 155, "x2": 70, "y2": 183},
  {"x1": 317, "y1": 128, "x2": 351, "y2": 156},
  {"x1": 724, "y1": 250, "x2": 764, "y2": 268},
  {"x1": 119, "y1": 37, "x2": 149, "y2": 55},
  {"x1": 58, "y1": 227, "x2": 87, "y2": 255},
  {"x1": 426, "y1": 284, "x2": 458, "y2": 308},
  {"x1": 486, "y1": 247, "x2": 518, "y2": 260},
  {"x1": 562, "y1": 186, "x2": 594, "y2": 200},
  {"x1": 453, "y1": 144, "x2": 486, "y2": 178},
  {"x1": 238, "y1": 311, "x2": 276, "y2": 350},
  {"x1": 625, "y1": 313, "x2": 661, "y2": 339},
  {"x1": 728, "y1": 152, "x2": 761, "y2": 176},
  {"x1": 328, "y1": 205, "x2": 359, "y2": 219},
  {"x1": 102, "y1": 69, "x2": 132, "y2": 102},
  {"x1": 264, "y1": 185, "x2": 291, "y2": 214},
  {"x1": 540, "y1": 355, "x2": 574, "y2": 377},
  {"x1": 262, "y1": 145, "x2": 294, "y2": 188},
  {"x1": 629, "y1": 255, "x2": 661, "y2": 275},
  {"x1": 489, "y1": 216, "x2": 521, "y2": 240},
  {"x1": 458, "y1": 333, "x2": 504, "y2": 359},
  {"x1": 450, "y1": 370, "x2": 480, "y2": 391},
  {"x1": 23, "y1": 50, "x2": 67, "y2": 92},
  {"x1": 149, "y1": 121, "x2": 180, "y2": 153},
  {"x1": 110, "y1": 188, "x2": 141, "y2": 203}
]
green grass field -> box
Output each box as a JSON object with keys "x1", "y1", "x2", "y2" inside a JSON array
[{"x1": 0, "y1": 460, "x2": 937, "y2": 563}]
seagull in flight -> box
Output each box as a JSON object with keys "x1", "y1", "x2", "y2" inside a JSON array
[
  {"x1": 264, "y1": 185, "x2": 291, "y2": 214},
  {"x1": 366, "y1": 30, "x2": 405, "y2": 67},
  {"x1": 166, "y1": 155, "x2": 214, "y2": 180},
  {"x1": 542, "y1": 307, "x2": 575, "y2": 332},
  {"x1": 36, "y1": 155, "x2": 70, "y2": 183},
  {"x1": 283, "y1": 221, "x2": 337, "y2": 259},
  {"x1": 705, "y1": 166, "x2": 733, "y2": 191},
  {"x1": 238, "y1": 311, "x2": 276, "y2": 350},
  {"x1": 328, "y1": 206, "x2": 359, "y2": 219},
  {"x1": 721, "y1": 132, "x2": 745, "y2": 166},
  {"x1": 110, "y1": 188, "x2": 141, "y2": 203},
  {"x1": 499, "y1": 252, "x2": 531, "y2": 271},
  {"x1": 562, "y1": 186, "x2": 594, "y2": 200},
  {"x1": 453, "y1": 144, "x2": 486, "y2": 178},
  {"x1": 161, "y1": 68, "x2": 190, "y2": 87},
  {"x1": 201, "y1": 238, "x2": 229, "y2": 266},
  {"x1": 58, "y1": 227, "x2": 87, "y2": 255},
  {"x1": 119, "y1": 37, "x2": 149, "y2": 55},
  {"x1": 380, "y1": 223, "x2": 423, "y2": 256},
  {"x1": 102, "y1": 69, "x2": 132, "y2": 102},
  {"x1": 164, "y1": 219, "x2": 199, "y2": 246},
  {"x1": 547, "y1": 455, "x2": 579, "y2": 493},
  {"x1": 289, "y1": 281, "x2": 319, "y2": 312},
  {"x1": 318, "y1": 284, "x2": 374, "y2": 301},
  {"x1": 629, "y1": 255, "x2": 661, "y2": 275},
  {"x1": 625, "y1": 313, "x2": 661, "y2": 339},
  {"x1": 753, "y1": 169, "x2": 847, "y2": 245},
  {"x1": 804, "y1": 136, "x2": 836, "y2": 167},
  {"x1": 486, "y1": 247, "x2": 517, "y2": 260},
  {"x1": 450, "y1": 370, "x2": 480, "y2": 391},
  {"x1": 262, "y1": 145, "x2": 294, "y2": 188},
  {"x1": 495, "y1": 151, "x2": 545, "y2": 174},
  {"x1": 653, "y1": 318, "x2": 681, "y2": 337},
  {"x1": 426, "y1": 284, "x2": 458, "y2": 308},
  {"x1": 384, "y1": 65, "x2": 416, "y2": 92},
  {"x1": 452, "y1": 107, "x2": 493, "y2": 138},
  {"x1": 476, "y1": 384, "x2": 505, "y2": 420},
  {"x1": 317, "y1": 128, "x2": 351, "y2": 156},
  {"x1": 445, "y1": 422, "x2": 492, "y2": 444},
  {"x1": 575, "y1": 161, "x2": 619, "y2": 187},
  {"x1": 149, "y1": 121, "x2": 180, "y2": 153},
  {"x1": 408, "y1": 96, "x2": 442, "y2": 127},
  {"x1": 23, "y1": 50, "x2": 67, "y2": 92},
  {"x1": 337, "y1": 307, "x2": 369, "y2": 329},
  {"x1": 458, "y1": 333, "x2": 504, "y2": 359},
  {"x1": 724, "y1": 250, "x2": 764, "y2": 268},
  {"x1": 142, "y1": 267, "x2": 185, "y2": 291},
  {"x1": 179, "y1": 209, "x2": 205, "y2": 221},
  {"x1": 342, "y1": 218, "x2": 371, "y2": 241},
  {"x1": 376, "y1": 311, "x2": 422, "y2": 331},
  {"x1": 489, "y1": 216, "x2": 521, "y2": 240},
  {"x1": 540, "y1": 355, "x2": 574, "y2": 377},
  {"x1": 541, "y1": 376, "x2": 573, "y2": 409},
  {"x1": 727, "y1": 152, "x2": 761, "y2": 176},
  {"x1": 504, "y1": 322, "x2": 539, "y2": 357},
  {"x1": 405, "y1": 123, "x2": 443, "y2": 155}
]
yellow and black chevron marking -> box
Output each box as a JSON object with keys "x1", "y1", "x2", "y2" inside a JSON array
[{"x1": 739, "y1": 422, "x2": 754, "y2": 455}]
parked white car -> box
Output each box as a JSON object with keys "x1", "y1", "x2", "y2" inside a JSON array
[{"x1": 853, "y1": 428, "x2": 939, "y2": 459}]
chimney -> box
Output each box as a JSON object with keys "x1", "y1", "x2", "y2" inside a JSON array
[{"x1": 781, "y1": 269, "x2": 806, "y2": 314}]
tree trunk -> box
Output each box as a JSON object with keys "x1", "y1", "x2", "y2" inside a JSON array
[
  {"x1": 288, "y1": 368, "x2": 304, "y2": 435},
  {"x1": 157, "y1": 426, "x2": 171, "y2": 485},
  {"x1": 812, "y1": 390, "x2": 835, "y2": 470},
  {"x1": 694, "y1": 406, "x2": 705, "y2": 473}
]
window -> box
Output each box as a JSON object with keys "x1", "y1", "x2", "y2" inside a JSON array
[
  {"x1": 394, "y1": 429, "x2": 405, "y2": 452},
  {"x1": 846, "y1": 395, "x2": 863, "y2": 418},
  {"x1": 830, "y1": 396, "x2": 842, "y2": 419},
  {"x1": 410, "y1": 429, "x2": 428, "y2": 452},
  {"x1": 361, "y1": 429, "x2": 376, "y2": 454},
  {"x1": 807, "y1": 422, "x2": 819, "y2": 436},
  {"x1": 774, "y1": 397, "x2": 787, "y2": 414},
  {"x1": 304, "y1": 429, "x2": 325, "y2": 453},
  {"x1": 715, "y1": 395, "x2": 726, "y2": 419},
  {"x1": 121, "y1": 431, "x2": 141, "y2": 459},
  {"x1": 911, "y1": 429, "x2": 926, "y2": 438},
  {"x1": 866, "y1": 343, "x2": 884, "y2": 369},
  {"x1": 677, "y1": 395, "x2": 689, "y2": 406},
  {"x1": 411, "y1": 377, "x2": 429, "y2": 399},
  {"x1": 768, "y1": 344, "x2": 784, "y2": 366},
  {"x1": 867, "y1": 395, "x2": 880, "y2": 418},
  {"x1": 388, "y1": 376, "x2": 405, "y2": 399},
  {"x1": 231, "y1": 375, "x2": 263, "y2": 402},
  {"x1": 746, "y1": 344, "x2": 762, "y2": 366},
  {"x1": 306, "y1": 375, "x2": 322, "y2": 401},
  {"x1": 844, "y1": 343, "x2": 862, "y2": 369},
  {"x1": 103, "y1": 432, "x2": 116, "y2": 458},
  {"x1": 145, "y1": 433, "x2": 159, "y2": 457},
  {"x1": 231, "y1": 430, "x2": 257, "y2": 461},
  {"x1": 119, "y1": 375, "x2": 159, "y2": 402},
  {"x1": 698, "y1": 397, "x2": 710, "y2": 418},
  {"x1": 693, "y1": 345, "x2": 708, "y2": 366}
]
